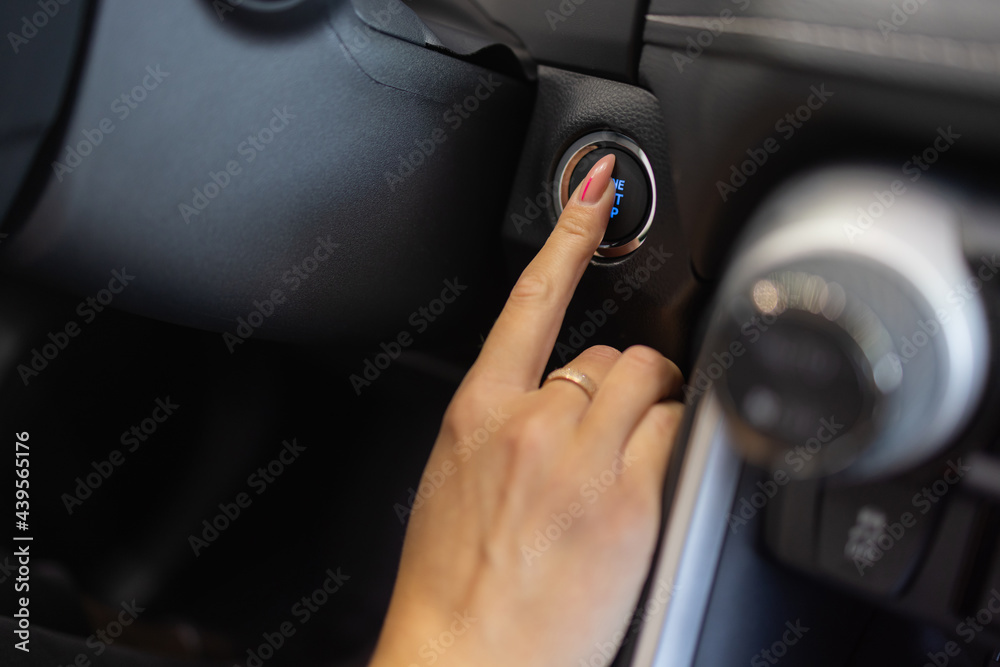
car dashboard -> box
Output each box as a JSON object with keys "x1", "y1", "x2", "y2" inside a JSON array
[{"x1": 2, "y1": 0, "x2": 1000, "y2": 665}]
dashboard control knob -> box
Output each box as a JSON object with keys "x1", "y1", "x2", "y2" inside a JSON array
[{"x1": 702, "y1": 168, "x2": 990, "y2": 479}]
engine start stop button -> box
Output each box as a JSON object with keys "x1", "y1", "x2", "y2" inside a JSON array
[{"x1": 554, "y1": 131, "x2": 656, "y2": 259}]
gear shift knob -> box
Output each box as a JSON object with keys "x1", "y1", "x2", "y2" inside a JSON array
[{"x1": 701, "y1": 168, "x2": 989, "y2": 479}]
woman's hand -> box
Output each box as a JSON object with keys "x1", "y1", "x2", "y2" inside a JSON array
[{"x1": 369, "y1": 154, "x2": 685, "y2": 667}]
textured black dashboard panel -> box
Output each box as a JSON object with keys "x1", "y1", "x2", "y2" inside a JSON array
[{"x1": 0, "y1": 0, "x2": 533, "y2": 345}]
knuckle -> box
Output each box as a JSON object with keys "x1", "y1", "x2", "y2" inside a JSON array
[
  {"x1": 646, "y1": 402, "x2": 684, "y2": 441},
  {"x1": 621, "y1": 345, "x2": 668, "y2": 372},
  {"x1": 508, "y1": 412, "x2": 558, "y2": 457},
  {"x1": 581, "y1": 344, "x2": 621, "y2": 363},
  {"x1": 555, "y1": 208, "x2": 598, "y2": 244},
  {"x1": 508, "y1": 270, "x2": 555, "y2": 307},
  {"x1": 444, "y1": 386, "x2": 491, "y2": 433},
  {"x1": 442, "y1": 402, "x2": 474, "y2": 436}
]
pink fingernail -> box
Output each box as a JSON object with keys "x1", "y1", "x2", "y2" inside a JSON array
[{"x1": 580, "y1": 154, "x2": 616, "y2": 205}]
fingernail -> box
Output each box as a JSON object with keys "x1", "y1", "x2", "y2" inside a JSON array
[{"x1": 579, "y1": 154, "x2": 616, "y2": 205}]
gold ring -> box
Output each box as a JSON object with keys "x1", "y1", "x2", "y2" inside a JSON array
[{"x1": 543, "y1": 367, "x2": 598, "y2": 400}]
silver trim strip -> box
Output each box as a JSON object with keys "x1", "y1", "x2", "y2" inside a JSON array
[
  {"x1": 646, "y1": 15, "x2": 1000, "y2": 76},
  {"x1": 630, "y1": 392, "x2": 742, "y2": 667}
]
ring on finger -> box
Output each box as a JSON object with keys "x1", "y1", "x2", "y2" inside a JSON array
[{"x1": 543, "y1": 367, "x2": 598, "y2": 400}]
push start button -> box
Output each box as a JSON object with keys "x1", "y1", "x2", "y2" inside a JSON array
[
  {"x1": 567, "y1": 148, "x2": 650, "y2": 245},
  {"x1": 554, "y1": 131, "x2": 656, "y2": 259}
]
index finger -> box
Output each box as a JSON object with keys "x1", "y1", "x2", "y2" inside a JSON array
[{"x1": 472, "y1": 154, "x2": 617, "y2": 391}]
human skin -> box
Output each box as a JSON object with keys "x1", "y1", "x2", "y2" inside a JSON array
[{"x1": 369, "y1": 154, "x2": 685, "y2": 667}]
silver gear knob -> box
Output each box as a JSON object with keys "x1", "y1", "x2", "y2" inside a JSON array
[{"x1": 700, "y1": 168, "x2": 990, "y2": 480}]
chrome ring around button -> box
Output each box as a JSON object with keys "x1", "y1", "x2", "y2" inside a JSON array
[{"x1": 552, "y1": 130, "x2": 657, "y2": 259}]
